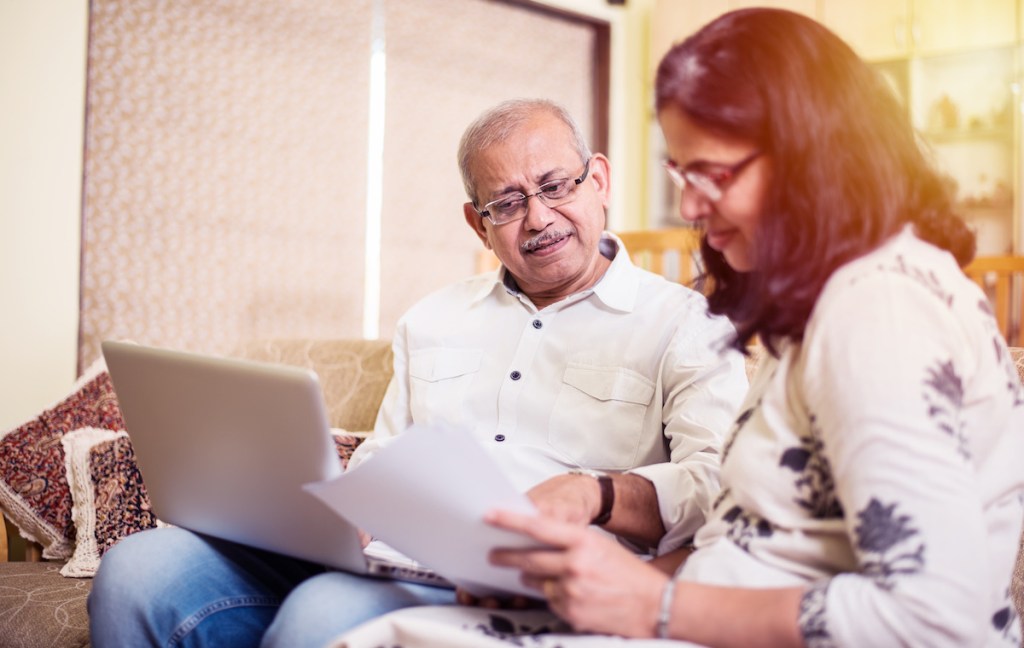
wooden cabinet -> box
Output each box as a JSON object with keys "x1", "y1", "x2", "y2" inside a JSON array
[
  {"x1": 913, "y1": 0, "x2": 1017, "y2": 54},
  {"x1": 647, "y1": 0, "x2": 1023, "y2": 252},
  {"x1": 819, "y1": 0, "x2": 912, "y2": 60},
  {"x1": 907, "y1": 47, "x2": 1019, "y2": 253},
  {"x1": 819, "y1": 0, "x2": 1016, "y2": 59}
]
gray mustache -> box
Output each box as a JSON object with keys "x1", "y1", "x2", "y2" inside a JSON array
[{"x1": 520, "y1": 229, "x2": 573, "y2": 253}]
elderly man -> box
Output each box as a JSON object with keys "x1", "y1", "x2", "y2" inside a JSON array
[{"x1": 88, "y1": 99, "x2": 746, "y2": 648}]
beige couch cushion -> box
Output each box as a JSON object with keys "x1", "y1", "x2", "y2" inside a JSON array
[{"x1": 233, "y1": 338, "x2": 394, "y2": 433}]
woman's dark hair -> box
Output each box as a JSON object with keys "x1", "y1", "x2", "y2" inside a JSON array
[{"x1": 655, "y1": 8, "x2": 975, "y2": 353}]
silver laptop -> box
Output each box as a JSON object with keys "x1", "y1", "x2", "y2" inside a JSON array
[{"x1": 101, "y1": 340, "x2": 449, "y2": 588}]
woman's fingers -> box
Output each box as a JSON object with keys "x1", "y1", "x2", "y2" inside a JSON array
[{"x1": 485, "y1": 508, "x2": 583, "y2": 549}]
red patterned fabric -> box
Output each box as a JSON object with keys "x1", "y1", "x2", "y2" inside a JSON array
[
  {"x1": 333, "y1": 433, "x2": 365, "y2": 470},
  {"x1": 0, "y1": 368, "x2": 124, "y2": 559},
  {"x1": 89, "y1": 435, "x2": 160, "y2": 557}
]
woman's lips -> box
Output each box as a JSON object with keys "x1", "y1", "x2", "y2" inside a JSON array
[{"x1": 705, "y1": 228, "x2": 736, "y2": 251}]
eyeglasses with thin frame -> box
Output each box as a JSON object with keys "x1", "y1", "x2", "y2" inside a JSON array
[
  {"x1": 476, "y1": 158, "x2": 592, "y2": 226},
  {"x1": 663, "y1": 150, "x2": 761, "y2": 203}
]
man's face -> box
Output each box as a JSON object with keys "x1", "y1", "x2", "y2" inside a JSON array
[{"x1": 463, "y1": 112, "x2": 611, "y2": 306}]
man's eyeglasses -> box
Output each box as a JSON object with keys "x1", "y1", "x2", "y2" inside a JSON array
[
  {"x1": 476, "y1": 158, "x2": 592, "y2": 226},
  {"x1": 663, "y1": 150, "x2": 761, "y2": 203}
]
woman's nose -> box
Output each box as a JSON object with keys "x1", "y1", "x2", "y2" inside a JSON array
[{"x1": 677, "y1": 187, "x2": 710, "y2": 224}]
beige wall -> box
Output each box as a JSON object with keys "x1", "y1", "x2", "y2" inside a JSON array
[
  {"x1": 0, "y1": 1, "x2": 88, "y2": 430},
  {"x1": 0, "y1": 0, "x2": 656, "y2": 431}
]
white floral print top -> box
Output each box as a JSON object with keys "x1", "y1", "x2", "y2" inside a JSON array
[{"x1": 682, "y1": 226, "x2": 1024, "y2": 647}]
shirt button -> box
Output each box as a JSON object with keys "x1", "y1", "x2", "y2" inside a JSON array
[
  {"x1": 510, "y1": 370, "x2": 522, "y2": 380},
  {"x1": 494, "y1": 434, "x2": 506, "y2": 442},
  {"x1": 532, "y1": 319, "x2": 543, "y2": 329}
]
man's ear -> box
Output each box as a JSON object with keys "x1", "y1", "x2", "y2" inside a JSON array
[
  {"x1": 463, "y1": 202, "x2": 492, "y2": 249},
  {"x1": 588, "y1": 153, "x2": 612, "y2": 209}
]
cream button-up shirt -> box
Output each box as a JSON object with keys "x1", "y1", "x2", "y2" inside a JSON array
[{"x1": 349, "y1": 232, "x2": 748, "y2": 551}]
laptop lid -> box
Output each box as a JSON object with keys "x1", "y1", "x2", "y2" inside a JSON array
[{"x1": 101, "y1": 340, "x2": 371, "y2": 572}]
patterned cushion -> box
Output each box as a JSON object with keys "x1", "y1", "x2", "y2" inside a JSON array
[
  {"x1": 0, "y1": 359, "x2": 124, "y2": 559},
  {"x1": 60, "y1": 428, "x2": 164, "y2": 578}
]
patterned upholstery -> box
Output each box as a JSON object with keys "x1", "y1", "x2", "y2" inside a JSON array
[{"x1": 0, "y1": 562, "x2": 91, "y2": 647}]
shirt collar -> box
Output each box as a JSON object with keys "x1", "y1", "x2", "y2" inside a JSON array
[
  {"x1": 590, "y1": 231, "x2": 640, "y2": 313},
  {"x1": 468, "y1": 232, "x2": 640, "y2": 312}
]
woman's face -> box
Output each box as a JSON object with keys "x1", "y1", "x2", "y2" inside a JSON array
[{"x1": 658, "y1": 105, "x2": 770, "y2": 272}]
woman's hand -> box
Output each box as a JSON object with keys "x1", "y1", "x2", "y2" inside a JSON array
[{"x1": 486, "y1": 508, "x2": 668, "y2": 638}]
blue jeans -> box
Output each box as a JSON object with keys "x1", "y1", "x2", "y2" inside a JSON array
[{"x1": 88, "y1": 527, "x2": 456, "y2": 648}]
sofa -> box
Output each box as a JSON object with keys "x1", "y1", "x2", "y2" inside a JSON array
[
  {"x1": 0, "y1": 338, "x2": 394, "y2": 648},
  {"x1": 1, "y1": 339, "x2": 1022, "y2": 648}
]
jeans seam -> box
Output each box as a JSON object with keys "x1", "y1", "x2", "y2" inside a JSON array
[{"x1": 167, "y1": 595, "x2": 280, "y2": 648}]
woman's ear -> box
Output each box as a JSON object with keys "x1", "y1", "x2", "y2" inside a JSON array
[{"x1": 463, "y1": 202, "x2": 492, "y2": 249}]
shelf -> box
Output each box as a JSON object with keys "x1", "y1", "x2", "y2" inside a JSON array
[{"x1": 923, "y1": 128, "x2": 1013, "y2": 143}]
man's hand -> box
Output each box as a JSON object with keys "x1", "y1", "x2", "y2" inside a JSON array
[
  {"x1": 526, "y1": 473, "x2": 601, "y2": 526},
  {"x1": 357, "y1": 529, "x2": 373, "y2": 548}
]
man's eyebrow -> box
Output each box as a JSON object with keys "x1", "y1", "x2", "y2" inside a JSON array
[{"x1": 487, "y1": 167, "x2": 570, "y2": 199}]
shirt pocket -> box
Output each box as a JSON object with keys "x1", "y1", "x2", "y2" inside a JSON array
[
  {"x1": 549, "y1": 363, "x2": 656, "y2": 470},
  {"x1": 408, "y1": 348, "x2": 483, "y2": 426}
]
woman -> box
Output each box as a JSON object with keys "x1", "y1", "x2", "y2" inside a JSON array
[{"x1": 330, "y1": 8, "x2": 1023, "y2": 647}]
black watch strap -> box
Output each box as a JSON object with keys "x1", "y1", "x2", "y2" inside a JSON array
[{"x1": 591, "y1": 475, "x2": 614, "y2": 526}]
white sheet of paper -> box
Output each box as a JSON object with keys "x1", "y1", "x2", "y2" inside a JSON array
[{"x1": 304, "y1": 425, "x2": 546, "y2": 598}]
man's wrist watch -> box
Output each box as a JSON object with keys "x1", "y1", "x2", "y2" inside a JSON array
[{"x1": 570, "y1": 469, "x2": 615, "y2": 526}]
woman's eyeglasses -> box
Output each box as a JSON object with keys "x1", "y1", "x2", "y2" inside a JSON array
[{"x1": 663, "y1": 150, "x2": 761, "y2": 202}]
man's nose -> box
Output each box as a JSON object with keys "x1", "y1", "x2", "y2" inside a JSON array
[{"x1": 523, "y1": 195, "x2": 557, "y2": 230}]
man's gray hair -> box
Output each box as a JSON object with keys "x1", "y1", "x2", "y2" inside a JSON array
[{"x1": 458, "y1": 98, "x2": 592, "y2": 206}]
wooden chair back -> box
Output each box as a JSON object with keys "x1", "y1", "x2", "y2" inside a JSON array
[
  {"x1": 615, "y1": 228, "x2": 703, "y2": 287},
  {"x1": 964, "y1": 255, "x2": 1024, "y2": 347}
]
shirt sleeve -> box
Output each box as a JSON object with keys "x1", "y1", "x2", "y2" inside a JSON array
[
  {"x1": 629, "y1": 312, "x2": 749, "y2": 554},
  {"x1": 345, "y1": 320, "x2": 411, "y2": 472},
  {"x1": 795, "y1": 271, "x2": 991, "y2": 647}
]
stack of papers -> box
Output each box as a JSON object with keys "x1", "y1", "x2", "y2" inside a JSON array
[{"x1": 305, "y1": 426, "x2": 547, "y2": 597}]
